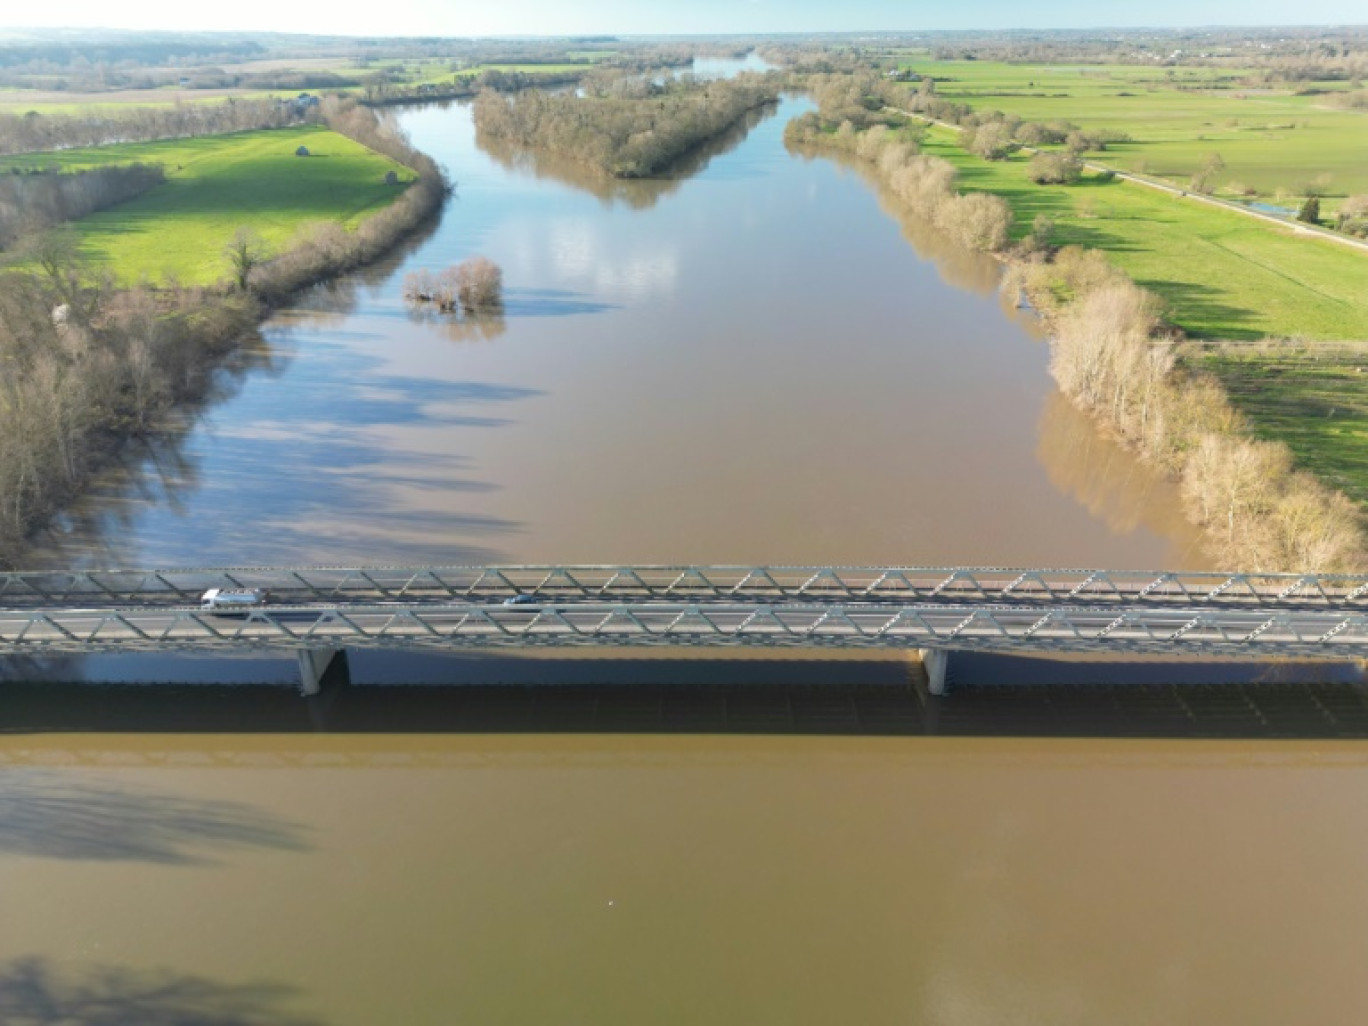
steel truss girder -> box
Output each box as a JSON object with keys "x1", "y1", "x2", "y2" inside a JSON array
[
  {"x1": 7, "y1": 565, "x2": 1368, "y2": 611},
  {"x1": 5, "y1": 601, "x2": 1368, "y2": 659}
]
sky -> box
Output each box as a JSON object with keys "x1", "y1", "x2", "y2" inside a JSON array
[{"x1": 2, "y1": 0, "x2": 1364, "y2": 38}]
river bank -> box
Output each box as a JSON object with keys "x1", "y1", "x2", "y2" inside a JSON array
[
  {"x1": 784, "y1": 91, "x2": 1364, "y2": 573},
  {"x1": 21, "y1": 91, "x2": 1204, "y2": 573},
  {"x1": 0, "y1": 100, "x2": 449, "y2": 567}
]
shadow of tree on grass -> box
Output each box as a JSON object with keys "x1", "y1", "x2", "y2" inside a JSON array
[
  {"x1": 0, "y1": 772, "x2": 310, "y2": 864},
  {"x1": 0, "y1": 958, "x2": 324, "y2": 1026}
]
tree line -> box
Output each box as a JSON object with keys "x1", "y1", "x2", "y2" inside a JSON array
[
  {"x1": 786, "y1": 75, "x2": 1364, "y2": 571},
  {"x1": 472, "y1": 73, "x2": 780, "y2": 179},
  {"x1": 784, "y1": 78, "x2": 1013, "y2": 254},
  {"x1": 0, "y1": 163, "x2": 164, "y2": 250},
  {"x1": 1004, "y1": 250, "x2": 1363, "y2": 571},
  {"x1": 0, "y1": 99, "x2": 450, "y2": 566},
  {"x1": 0, "y1": 97, "x2": 321, "y2": 158}
]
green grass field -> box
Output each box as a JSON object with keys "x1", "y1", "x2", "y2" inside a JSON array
[
  {"x1": 4, "y1": 126, "x2": 413, "y2": 284},
  {"x1": 909, "y1": 114, "x2": 1368, "y2": 511},
  {"x1": 903, "y1": 60, "x2": 1368, "y2": 212},
  {"x1": 1193, "y1": 342, "x2": 1368, "y2": 505},
  {"x1": 920, "y1": 125, "x2": 1368, "y2": 341}
]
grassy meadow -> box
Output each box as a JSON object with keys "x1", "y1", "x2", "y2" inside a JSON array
[
  {"x1": 920, "y1": 125, "x2": 1368, "y2": 341},
  {"x1": 902, "y1": 60, "x2": 1368, "y2": 215},
  {"x1": 4, "y1": 126, "x2": 413, "y2": 284},
  {"x1": 1194, "y1": 341, "x2": 1368, "y2": 506}
]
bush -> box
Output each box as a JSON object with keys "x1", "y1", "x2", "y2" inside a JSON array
[
  {"x1": 1027, "y1": 151, "x2": 1082, "y2": 185},
  {"x1": 456, "y1": 257, "x2": 503, "y2": 312},
  {"x1": 1298, "y1": 195, "x2": 1320, "y2": 224},
  {"x1": 404, "y1": 257, "x2": 503, "y2": 315},
  {"x1": 1336, "y1": 194, "x2": 1368, "y2": 237},
  {"x1": 964, "y1": 121, "x2": 1015, "y2": 160}
]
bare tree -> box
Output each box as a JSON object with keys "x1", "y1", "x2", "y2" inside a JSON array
[{"x1": 456, "y1": 257, "x2": 504, "y2": 313}]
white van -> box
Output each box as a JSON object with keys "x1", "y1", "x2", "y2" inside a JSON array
[{"x1": 200, "y1": 588, "x2": 269, "y2": 613}]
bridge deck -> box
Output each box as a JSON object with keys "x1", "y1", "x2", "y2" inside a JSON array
[
  {"x1": 3, "y1": 564, "x2": 1368, "y2": 610},
  {"x1": 4, "y1": 566, "x2": 1368, "y2": 660},
  {"x1": 4, "y1": 600, "x2": 1368, "y2": 658}
]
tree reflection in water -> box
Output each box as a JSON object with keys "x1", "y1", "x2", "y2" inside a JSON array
[
  {"x1": 0, "y1": 958, "x2": 324, "y2": 1026},
  {"x1": 475, "y1": 101, "x2": 775, "y2": 211},
  {"x1": 787, "y1": 141, "x2": 1008, "y2": 298},
  {"x1": 0, "y1": 771, "x2": 309, "y2": 864},
  {"x1": 1036, "y1": 390, "x2": 1207, "y2": 566}
]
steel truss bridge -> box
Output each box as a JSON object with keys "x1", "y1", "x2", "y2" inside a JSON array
[{"x1": 5, "y1": 565, "x2": 1368, "y2": 693}]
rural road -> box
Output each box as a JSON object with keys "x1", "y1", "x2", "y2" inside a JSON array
[{"x1": 889, "y1": 106, "x2": 1368, "y2": 255}]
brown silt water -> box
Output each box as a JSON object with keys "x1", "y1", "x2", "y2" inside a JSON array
[{"x1": 5, "y1": 69, "x2": 1359, "y2": 1026}]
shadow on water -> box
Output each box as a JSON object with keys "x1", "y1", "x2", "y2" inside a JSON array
[
  {"x1": 27, "y1": 330, "x2": 283, "y2": 570},
  {"x1": 0, "y1": 958, "x2": 324, "y2": 1026},
  {"x1": 475, "y1": 101, "x2": 777, "y2": 210},
  {"x1": 0, "y1": 771, "x2": 310, "y2": 864},
  {"x1": 4, "y1": 652, "x2": 1368, "y2": 739}
]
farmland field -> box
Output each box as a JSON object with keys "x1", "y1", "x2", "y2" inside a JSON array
[
  {"x1": 1193, "y1": 341, "x2": 1368, "y2": 505},
  {"x1": 919, "y1": 125, "x2": 1368, "y2": 341},
  {"x1": 900, "y1": 60, "x2": 1368, "y2": 213},
  {"x1": 5, "y1": 126, "x2": 413, "y2": 284}
]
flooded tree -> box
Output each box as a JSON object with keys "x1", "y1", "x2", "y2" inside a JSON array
[
  {"x1": 404, "y1": 257, "x2": 503, "y2": 316},
  {"x1": 455, "y1": 257, "x2": 503, "y2": 312}
]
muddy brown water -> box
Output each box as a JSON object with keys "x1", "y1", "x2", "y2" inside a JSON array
[
  {"x1": 28, "y1": 93, "x2": 1202, "y2": 570},
  {"x1": 5, "y1": 72, "x2": 1362, "y2": 1026}
]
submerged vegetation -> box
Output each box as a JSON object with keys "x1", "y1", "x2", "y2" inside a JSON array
[
  {"x1": 472, "y1": 73, "x2": 779, "y2": 178},
  {"x1": 403, "y1": 256, "x2": 504, "y2": 315}
]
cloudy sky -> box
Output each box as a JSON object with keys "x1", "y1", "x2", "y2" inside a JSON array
[{"x1": 3, "y1": 0, "x2": 1363, "y2": 36}]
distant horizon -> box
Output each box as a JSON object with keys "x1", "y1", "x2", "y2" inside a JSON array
[
  {"x1": 1, "y1": 1, "x2": 1366, "y2": 41},
  {"x1": 5, "y1": 22, "x2": 1368, "y2": 39}
]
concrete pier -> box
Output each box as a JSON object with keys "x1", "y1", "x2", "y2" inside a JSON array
[
  {"x1": 297, "y1": 647, "x2": 345, "y2": 696},
  {"x1": 919, "y1": 648, "x2": 949, "y2": 696}
]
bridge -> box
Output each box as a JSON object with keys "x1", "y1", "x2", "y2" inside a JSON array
[{"x1": 5, "y1": 564, "x2": 1368, "y2": 694}]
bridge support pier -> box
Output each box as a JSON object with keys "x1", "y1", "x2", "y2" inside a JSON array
[
  {"x1": 919, "y1": 648, "x2": 950, "y2": 696},
  {"x1": 297, "y1": 647, "x2": 345, "y2": 697}
]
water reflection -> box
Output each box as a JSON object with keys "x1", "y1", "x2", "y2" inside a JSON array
[
  {"x1": 1036, "y1": 392, "x2": 1207, "y2": 565},
  {"x1": 787, "y1": 141, "x2": 1006, "y2": 298},
  {"x1": 0, "y1": 771, "x2": 309, "y2": 863},
  {"x1": 0, "y1": 958, "x2": 324, "y2": 1026},
  {"x1": 5, "y1": 661, "x2": 1368, "y2": 739},
  {"x1": 24, "y1": 93, "x2": 1208, "y2": 571},
  {"x1": 475, "y1": 102, "x2": 775, "y2": 211},
  {"x1": 404, "y1": 305, "x2": 508, "y2": 343},
  {"x1": 29, "y1": 332, "x2": 282, "y2": 569}
]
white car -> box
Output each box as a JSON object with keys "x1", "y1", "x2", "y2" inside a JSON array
[{"x1": 200, "y1": 588, "x2": 269, "y2": 613}]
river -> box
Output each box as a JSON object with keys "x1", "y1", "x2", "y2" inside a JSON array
[
  {"x1": 29, "y1": 89, "x2": 1203, "y2": 570},
  {"x1": 3, "y1": 60, "x2": 1367, "y2": 1026}
]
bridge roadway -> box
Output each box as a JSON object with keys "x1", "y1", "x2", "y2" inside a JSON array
[{"x1": 6, "y1": 565, "x2": 1368, "y2": 694}]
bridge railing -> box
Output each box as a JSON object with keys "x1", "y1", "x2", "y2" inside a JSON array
[
  {"x1": 3, "y1": 565, "x2": 1368, "y2": 609},
  {"x1": 6, "y1": 600, "x2": 1368, "y2": 658}
]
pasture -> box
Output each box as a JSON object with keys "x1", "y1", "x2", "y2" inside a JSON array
[
  {"x1": 5, "y1": 126, "x2": 412, "y2": 284},
  {"x1": 1194, "y1": 341, "x2": 1368, "y2": 507},
  {"x1": 920, "y1": 125, "x2": 1368, "y2": 342},
  {"x1": 903, "y1": 60, "x2": 1368, "y2": 213}
]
